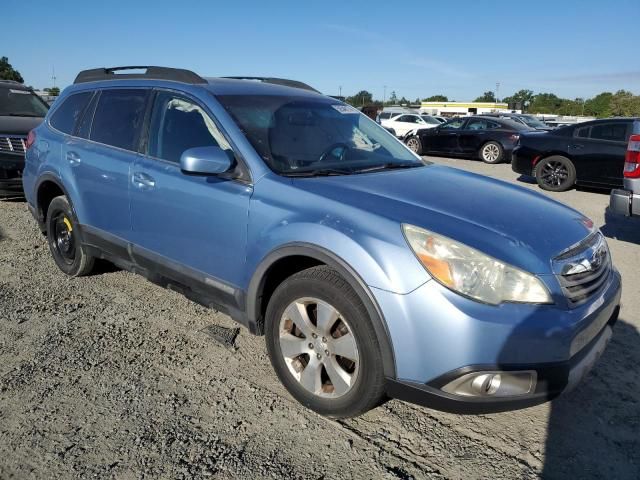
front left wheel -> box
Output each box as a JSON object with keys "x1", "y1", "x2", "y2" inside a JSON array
[
  {"x1": 265, "y1": 266, "x2": 386, "y2": 418},
  {"x1": 406, "y1": 135, "x2": 423, "y2": 155},
  {"x1": 46, "y1": 195, "x2": 95, "y2": 277}
]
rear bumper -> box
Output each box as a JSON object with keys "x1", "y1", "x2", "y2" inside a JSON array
[
  {"x1": 610, "y1": 189, "x2": 640, "y2": 217},
  {"x1": 511, "y1": 146, "x2": 535, "y2": 176}
]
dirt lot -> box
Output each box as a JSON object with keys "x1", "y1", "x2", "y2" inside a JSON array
[{"x1": 1, "y1": 157, "x2": 639, "y2": 479}]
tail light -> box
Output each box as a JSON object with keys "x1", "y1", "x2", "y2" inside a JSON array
[
  {"x1": 510, "y1": 134, "x2": 520, "y2": 142},
  {"x1": 25, "y1": 129, "x2": 36, "y2": 150},
  {"x1": 624, "y1": 134, "x2": 640, "y2": 178}
]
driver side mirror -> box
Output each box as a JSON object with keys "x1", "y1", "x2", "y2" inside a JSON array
[{"x1": 180, "y1": 146, "x2": 234, "y2": 175}]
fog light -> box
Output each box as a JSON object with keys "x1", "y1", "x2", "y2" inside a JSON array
[{"x1": 442, "y1": 370, "x2": 536, "y2": 397}]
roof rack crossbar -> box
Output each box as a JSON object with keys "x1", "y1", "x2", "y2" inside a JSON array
[
  {"x1": 74, "y1": 66, "x2": 207, "y2": 85},
  {"x1": 221, "y1": 76, "x2": 319, "y2": 93}
]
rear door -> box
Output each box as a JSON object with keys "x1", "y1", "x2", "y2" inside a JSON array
[
  {"x1": 391, "y1": 115, "x2": 422, "y2": 137},
  {"x1": 129, "y1": 89, "x2": 251, "y2": 289},
  {"x1": 66, "y1": 88, "x2": 149, "y2": 239},
  {"x1": 569, "y1": 122, "x2": 630, "y2": 186},
  {"x1": 457, "y1": 118, "x2": 497, "y2": 154}
]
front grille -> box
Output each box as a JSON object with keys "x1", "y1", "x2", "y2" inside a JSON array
[
  {"x1": 555, "y1": 233, "x2": 611, "y2": 306},
  {"x1": 0, "y1": 136, "x2": 26, "y2": 155}
]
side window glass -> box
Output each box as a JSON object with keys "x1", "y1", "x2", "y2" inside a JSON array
[
  {"x1": 589, "y1": 123, "x2": 628, "y2": 142},
  {"x1": 396, "y1": 115, "x2": 409, "y2": 122},
  {"x1": 50, "y1": 92, "x2": 93, "y2": 135},
  {"x1": 148, "y1": 91, "x2": 231, "y2": 163},
  {"x1": 441, "y1": 119, "x2": 464, "y2": 130},
  {"x1": 76, "y1": 92, "x2": 98, "y2": 139},
  {"x1": 467, "y1": 120, "x2": 487, "y2": 130},
  {"x1": 90, "y1": 89, "x2": 148, "y2": 150},
  {"x1": 575, "y1": 126, "x2": 590, "y2": 138}
]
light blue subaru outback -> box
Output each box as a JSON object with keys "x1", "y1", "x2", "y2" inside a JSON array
[{"x1": 23, "y1": 67, "x2": 621, "y2": 418}]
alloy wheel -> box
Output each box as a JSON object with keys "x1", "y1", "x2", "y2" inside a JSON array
[
  {"x1": 278, "y1": 297, "x2": 359, "y2": 398},
  {"x1": 407, "y1": 137, "x2": 420, "y2": 153},
  {"x1": 540, "y1": 160, "x2": 569, "y2": 188},
  {"x1": 482, "y1": 143, "x2": 500, "y2": 162}
]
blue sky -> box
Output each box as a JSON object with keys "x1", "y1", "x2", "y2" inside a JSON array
[{"x1": 3, "y1": 0, "x2": 638, "y2": 101}]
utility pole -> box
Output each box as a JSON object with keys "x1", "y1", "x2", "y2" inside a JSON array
[
  {"x1": 495, "y1": 82, "x2": 500, "y2": 104},
  {"x1": 339, "y1": 85, "x2": 342, "y2": 98},
  {"x1": 52, "y1": 66, "x2": 57, "y2": 88},
  {"x1": 383, "y1": 85, "x2": 387, "y2": 105}
]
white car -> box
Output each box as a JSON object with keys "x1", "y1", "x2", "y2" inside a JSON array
[{"x1": 381, "y1": 114, "x2": 440, "y2": 137}]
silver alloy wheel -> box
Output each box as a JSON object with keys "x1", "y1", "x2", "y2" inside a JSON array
[
  {"x1": 482, "y1": 143, "x2": 500, "y2": 162},
  {"x1": 279, "y1": 297, "x2": 359, "y2": 398},
  {"x1": 407, "y1": 137, "x2": 419, "y2": 153}
]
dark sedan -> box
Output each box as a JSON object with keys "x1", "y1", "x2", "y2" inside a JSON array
[
  {"x1": 512, "y1": 118, "x2": 639, "y2": 191},
  {"x1": 404, "y1": 116, "x2": 533, "y2": 164}
]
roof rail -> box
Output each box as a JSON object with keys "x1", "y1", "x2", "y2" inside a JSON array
[
  {"x1": 74, "y1": 66, "x2": 207, "y2": 85},
  {"x1": 222, "y1": 77, "x2": 320, "y2": 93}
]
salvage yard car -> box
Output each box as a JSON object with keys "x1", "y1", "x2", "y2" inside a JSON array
[
  {"x1": 404, "y1": 115, "x2": 532, "y2": 163},
  {"x1": 610, "y1": 122, "x2": 640, "y2": 217},
  {"x1": 0, "y1": 80, "x2": 48, "y2": 197},
  {"x1": 512, "y1": 118, "x2": 639, "y2": 191},
  {"x1": 23, "y1": 66, "x2": 621, "y2": 418}
]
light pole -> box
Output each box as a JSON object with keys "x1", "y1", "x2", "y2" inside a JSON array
[
  {"x1": 495, "y1": 82, "x2": 500, "y2": 104},
  {"x1": 339, "y1": 85, "x2": 342, "y2": 98},
  {"x1": 383, "y1": 85, "x2": 387, "y2": 105}
]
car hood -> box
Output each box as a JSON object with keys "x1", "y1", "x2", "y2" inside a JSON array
[
  {"x1": 292, "y1": 165, "x2": 594, "y2": 274},
  {"x1": 0, "y1": 115, "x2": 44, "y2": 135}
]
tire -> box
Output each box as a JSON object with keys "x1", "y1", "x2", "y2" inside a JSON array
[
  {"x1": 46, "y1": 195, "x2": 95, "y2": 277},
  {"x1": 534, "y1": 155, "x2": 576, "y2": 192},
  {"x1": 265, "y1": 266, "x2": 386, "y2": 418},
  {"x1": 479, "y1": 141, "x2": 504, "y2": 164},
  {"x1": 406, "y1": 135, "x2": 423, "y2": 155}
]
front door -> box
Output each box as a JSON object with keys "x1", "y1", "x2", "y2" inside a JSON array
[
  {"x1": 129, "y1": 90, "x2": 251, "y2": 290},
  {"x1": 431, "y1": 118, "x2": 465, "y2": 153}
]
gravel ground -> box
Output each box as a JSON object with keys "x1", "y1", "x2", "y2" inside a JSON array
[{"x1": 1, "y1": 156, "x2": 639, "y2": 479}]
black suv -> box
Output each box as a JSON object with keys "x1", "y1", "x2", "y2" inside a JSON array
[{"x1": 0, "y1": 80, "x2": 49, "y2": 198}]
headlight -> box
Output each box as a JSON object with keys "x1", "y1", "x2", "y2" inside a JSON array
[{"x1": 403, "y1": 224, "x2": 552, "y2": 305}]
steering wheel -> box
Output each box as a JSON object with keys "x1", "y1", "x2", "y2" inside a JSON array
[{"x1": 318, "y1": 143, "x2": 349, "y2": 163}]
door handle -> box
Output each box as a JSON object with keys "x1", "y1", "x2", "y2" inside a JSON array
[
  {"x1": 66, "y1": 151, "x2": 81, "y2": 166},
  {"x1": 132, "y1": 172, "x2": 156, "y2": 189},
  {"x1": 571, "y1": 144, "x2": 584, "y2": 149}
]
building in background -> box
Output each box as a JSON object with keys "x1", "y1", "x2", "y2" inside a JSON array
[{"x1": 420, "y1": 101, "x2": 516, "y2": 117}]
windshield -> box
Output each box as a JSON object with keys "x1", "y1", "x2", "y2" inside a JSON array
[
  {"x1": 520, "y1": 115, "x2": 547, "y2": 128},
  {"x1": 0, "y1": 86, "x2": 49, "y2": 117},
  {"x1": 421, "y1": 115, "x2": 441, "y2": 125},
  {"x1": 217, "y1": 95, "x2": 423, "y2": 175}
]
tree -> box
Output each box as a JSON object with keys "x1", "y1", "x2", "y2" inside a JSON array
[
  {"x1": 584, "y1": 92, "x2": 613, "y2": 117},
  {"x1": 0, "y1": 56, "x2": 23, "y2": 83},
  {"x1": 502, "y1": 89, "x2": 534, "y2": 110},
  {"x1": 609, "y1": 90, "x2": 640, "y2": 117},
  {"x1": 474, "y1": 91, "x2": 496, "y2": 102},
  {"x1": 387, "y1": 90, "x2": 398, "y2": 105},
  {"x1": 398, "y1": 96, "x2": 410, "y2": 105},
  {"x1": 345, "y1": 90, "x2": 373, "y2": 106},
  {"x1": 422, "y1": 95, "x2": 448, "y2": 102},
  {"x1": 44, "y1": 87, "x2": 60, "y2": 96},
  {"x1": 528, "y1": 93, "x2": 563, "y2": 114}
]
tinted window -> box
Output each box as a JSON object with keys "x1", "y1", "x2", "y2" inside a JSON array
[
  {"x1": 379, "y1": 112, "x2": 392, "y2": 119},
  {"x1": 50, "y1": 91, "x2": 92, "y2": 135},
  {"x1": 466, "y1": 119, "x2": 498, "y2": 130},
  {"x1": 75, "y1": 92, "x2": 98, "y2": 139},
  {"x1": 589, "y1": 123, "x2": 628, "y2": 142},
  {"x1": 90, "y1": 89, "x2": 148, "y2": 151},
  {"x1": 396, "y1": 115, "x2": 415, "y2": 123},
  {"x1": 441, "y1": 119, "x2": 465, "y2": 130},
  {"x1": 575, "y1": 126, "x2": 590, "y2": 138},
  {"x1": 0, "y1": 86, "x2": 49, "y2": 117},
  {"x1": 148, "y1": 91, "x2": 230, "y2": 163}
]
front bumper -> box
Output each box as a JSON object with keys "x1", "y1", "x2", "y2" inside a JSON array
[
  {"x1": 610, "y1": 189, "x2": 640, "y2": 217},
  {"x1": 0, "y1": 154, "x2": 25, "y2": 198},
  {"x1": 376, "y1": 268, "x2": 621, "y2": 413}
]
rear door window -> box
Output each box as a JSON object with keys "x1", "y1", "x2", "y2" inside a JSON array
[
  {"x1": 90, "y1": 89, "x2": 149, "y2": 151},
  {"x1": 589, "y1": 123, "x2": 629, "y2": 142},
  {"x1": 441, "y1": 118, "x2": 465, "y2": 130},
  {"x1": 50, "y1": 91, "x2": 93, "y2": 135}
]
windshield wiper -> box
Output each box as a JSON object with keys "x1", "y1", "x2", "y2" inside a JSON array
[
  {"x1": 352, "y1": 162, "x2": 423, "y2": 174},
  {"x1": 282, "y1": 168, "x2": 355, "y2": 177}
]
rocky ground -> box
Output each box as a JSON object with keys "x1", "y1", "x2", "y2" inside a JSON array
[{"x1": 1, "y1": 157, "x2": 639, "y2": 479}]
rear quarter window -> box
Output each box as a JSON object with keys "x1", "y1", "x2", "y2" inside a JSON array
[
  {"x1": 50, "y1": 92, "x2": 93, "y2": 135},
  {"x1": 90, "y1": 89, "x2": 148, "y2": 151},
  {"x1": 589, "y1": 123, "x2": 629, "y2": 142}
]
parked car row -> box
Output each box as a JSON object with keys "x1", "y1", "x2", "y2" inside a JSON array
[
  {"x1": 18, "y1": 65, "x2": 622, "y2": 419},
  {"x1": 399, "y1": 111, "x2": 640, "y2": 193}
]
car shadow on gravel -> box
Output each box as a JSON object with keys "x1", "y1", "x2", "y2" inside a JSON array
[{"x1": 541, "y1": 319, "x2": 640, "y2": 479}]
